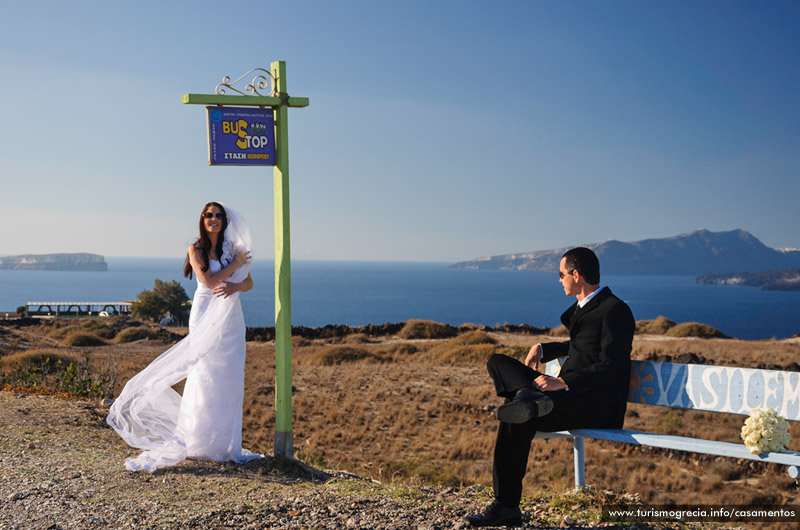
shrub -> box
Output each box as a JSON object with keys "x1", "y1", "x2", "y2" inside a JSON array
[
  {"x1": 109, "y1": 316, "x2": 144, "y2": 335},
  {"x1": 0, "y1": 350, "x2": 115, "y2": 399},
  {"x1": 310, "y1": 345, "x2": 385, "y2": 366},
  {"x1": 492, "y1": 323, "x2": 550, "y2": 335},
  {"x1": 450, "y1": 330, "x2": 496, "y2": 346},
  {"x1": 80, "y1": 319, "x2": 117, "y2": 339},
  {"x1": 420, "y1": 331, "x2": 528, "y2": 364},
  {"x1": 48, "y1": 325, "x2": 81, "y2": 340},
  {"x1": 0, "y1": 350, "x2": 77, "y2": 369},
  {"x1": 636, "y1": 315, "x2": 676, "y2": 335},
  {"x1": 397, "y1": 319, "x2": 457, "y2": 340},
  {"x1": 423, "y1": 332, "x2": 501, "y2": 364},
  {"x1": 344, "y1": 333, "x2": 374, "y2": 344},
  {"x1": 64, "y1": 332, "x2": 106, "y2": 347},
  {"x1": 378, "y1": 343, "x2": 418, "y2": 356},
  {"x1": 430, "y1": 343, "x2": 497, "y2": 364},
  {"x1": 497, "y1": 345, "x2": 528, "y2": 360},
  {"x1": 549, "y1": 325, "x2": 569, "y2": 337},
  {"x1": 665, "y1": 322, "x2": 728, "y2": 339},
  {"x1": 291, "y1": 336, "x2": 311, "y2": 348},
  {"x1": 114, "y1": 327, "x2": 161, "y2": 343}
]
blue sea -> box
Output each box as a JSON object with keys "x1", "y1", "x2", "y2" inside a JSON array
[{"x1": 1, "y1": 258, "x2": 799, "y2": 340}]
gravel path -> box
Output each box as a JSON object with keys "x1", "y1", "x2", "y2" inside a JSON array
[{"x1": 0, "y1": 392, "x2": 739, "y2": 530}]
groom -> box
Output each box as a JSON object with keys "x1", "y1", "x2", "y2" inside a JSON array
[{"x1": 466, "y1": 247, "x2": 635, "y2": 527}]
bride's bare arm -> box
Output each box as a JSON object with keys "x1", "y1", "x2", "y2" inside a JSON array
[
  {"x1": 188, "y1": 245, "x2": 251, "y2": 289},
  {"x1": 238, "y1": 273, "x2": 254, "y2": 292},
  {"x1": 213, "y1": 273, "x2": 253, "y2": 298}
]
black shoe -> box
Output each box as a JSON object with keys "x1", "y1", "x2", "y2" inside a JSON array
[
  {"x1": 496, "y1": 388, "x2": 553, "y2": 424},
  {"x1": 465, "y1": 499, "x2": 523, "y2": 527}
]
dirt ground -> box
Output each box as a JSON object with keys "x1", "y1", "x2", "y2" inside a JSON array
[{"x1": 2, "y1": 318, "x2": 800, "y2": 529}]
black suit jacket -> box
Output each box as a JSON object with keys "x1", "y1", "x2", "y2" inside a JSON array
[{"x1": 540, "y1": 287, "x2": 634, "y2": 428}]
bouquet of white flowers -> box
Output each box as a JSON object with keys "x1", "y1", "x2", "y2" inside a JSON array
[{"x1": 741, "y1": 408, "x2": 791, "y2": 454}]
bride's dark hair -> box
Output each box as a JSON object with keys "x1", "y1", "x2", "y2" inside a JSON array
[{"x1": 183, "y1": 202, "x2": 228, "y2": 279}]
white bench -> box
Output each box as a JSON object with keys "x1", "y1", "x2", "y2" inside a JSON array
[{"x1": 538, "y1": 359, "x2": 800, "y2": 489}]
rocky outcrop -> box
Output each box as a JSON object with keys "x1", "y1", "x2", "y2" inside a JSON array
[
  {"x1": 0, "y1": 253, "x2": 107, "y2": 271},
  {"x1": 696, "y1": 268, "x2": 800, "y2": 291},
  {"x1": 244, "y1": 321, "x2": 551, "y2": 342}
]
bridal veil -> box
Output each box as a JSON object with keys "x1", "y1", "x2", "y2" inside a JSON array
[{"x1": 107, "y1": 203, "x2": 262, "y2": 472}]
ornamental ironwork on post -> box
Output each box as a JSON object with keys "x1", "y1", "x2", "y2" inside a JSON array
[{"x1": 215, "y1": 68, "x2": 276, "y2": 97}]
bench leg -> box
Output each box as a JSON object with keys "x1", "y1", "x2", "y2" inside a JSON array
[{"x1": 573, "y1": 437, "x2": 586, "y2": 490}]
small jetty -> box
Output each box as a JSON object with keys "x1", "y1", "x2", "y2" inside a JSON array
[{"x1": 24, "y1": 301, "x2": 132, "y2": 318}]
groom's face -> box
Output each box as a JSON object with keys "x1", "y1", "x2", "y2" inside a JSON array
[{"x1": 558, "y1": 257, "x2": 580, "y2": 297}]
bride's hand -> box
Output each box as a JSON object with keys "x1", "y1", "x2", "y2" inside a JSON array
[
  {"x1": 233, "y1": 250, "x2": 252, "y2": 268},
  {"x1": 214, "y1": 281, "x2": 239, "y2": 298}
]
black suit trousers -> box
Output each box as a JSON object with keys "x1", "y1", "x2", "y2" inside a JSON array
[{"x1": 487, "y1": 354, "x2": 598, "y2": 507}]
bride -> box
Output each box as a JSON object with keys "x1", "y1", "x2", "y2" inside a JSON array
[{"x1": 107, "y1": 202, "x2": 263, "y2": 472}]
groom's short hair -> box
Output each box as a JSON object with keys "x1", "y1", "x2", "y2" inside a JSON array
[{"x1": 562, "y1": 247, "x2": 600, "y2": 285}]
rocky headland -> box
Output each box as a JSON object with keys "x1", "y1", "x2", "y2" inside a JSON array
[
  {"x1": 451, "y1": 229, "x2": 800, "y2": 276},
  {"x1": 696, "y1": 268, "x2": 800, "y2": 291},
  {"x1": 0, "y1": 253, "x2": 108, "y2": 271}
]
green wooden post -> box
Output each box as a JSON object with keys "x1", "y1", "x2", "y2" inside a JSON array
[
  {"x1": 272, "y1": 60, "x2": 293, "y2": 458},
  {"x1": 181, "y1": 62, "x2": 308, "y2": 460}
]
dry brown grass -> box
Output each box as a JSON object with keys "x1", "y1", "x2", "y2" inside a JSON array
[
  {"x1": 632, "y1": 335, "x2": 800, "y2": 369},
  {"x1": 428, "y1": 343, "x2": 498, "y2": 364},
  {"x1": 0, "y1": 349, "x2": 78, "y2": 369},
  {"x1": 308, "y1": 345, "x2": 387, "y2": 366},
  {"x1": 265, "y1": 331, "x2": 800, "y2": 520},
  {"x1": 636, "y1": 315, "x2": 676, "y2": 334},
  {"x1": 421, "y1": 330, "x2": 496, "y2": 364},
  {"x1": 451, "y1": 330, "x2": 497, "y2": 345},
  {"x1": 79, "y1": 319, "x2": 117, "y2": 339},
  {"x1": 6, "y1": 316, "x2": 800, "y2": 525},
  {"x1": 376, "y1": 342, "x2": 418, "y2": 357},
  {"x1": 114, "y1": 327, "x2": 161, "y2": 343},
  {"x1": 417, "y1": 330, "x2": 530, "y2": 364},
  {"x1": 558, "y1": 316, "x2": 727, "y2": 339},
  {"x1": 47, "y1": 325, "x2": 83, "y2": 340},
  {"x1": 665, "y1": 321, "x2": 728, "y2": 338},
  {"x1": 397, "y1": 319, "x2": 457, "y2": 340},
  {"x1": 47, "y1": 319, "x2": 116, "y2": 341},
  {"x1": 63, "y1": 331, "x2": 106, "y2": 347}
]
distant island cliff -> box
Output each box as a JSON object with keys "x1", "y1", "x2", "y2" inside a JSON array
[
  {"x1": 451, "y1": 229, "x2": 800, "y2": 276},
  {"x1": 697, "y1": 268, "x2": 800, "y2": 291},
  {"x1": 0, "y1": 253, "x2": 108, "y2": 271}
]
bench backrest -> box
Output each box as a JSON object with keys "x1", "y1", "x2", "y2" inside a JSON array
[{"x1": 546, "y1": 359, "x2": 800, "y2": 421}]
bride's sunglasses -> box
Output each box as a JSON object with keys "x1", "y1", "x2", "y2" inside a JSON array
[{"x1": 203, "y1": 212, "x2": 225, "y2": 220}]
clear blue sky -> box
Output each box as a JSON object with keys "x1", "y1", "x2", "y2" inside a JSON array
[{"x1": 2, "y1": 1, "x2": 799, "y2": 262}]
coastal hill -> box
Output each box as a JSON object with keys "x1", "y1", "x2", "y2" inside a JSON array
[
  {"x1": 451, "y1": 229, "x2": 800, "y2": 276},
  {"x1": 697, "y1": 268, "x2": 800, "y2": 291},
  {"x1": 0, "y1": 253, "x2": 107, "y2": 271}
]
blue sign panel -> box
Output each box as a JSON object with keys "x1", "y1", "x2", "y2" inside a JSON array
[{"x1": 207, "y1": 106, "x2": 276, "y2": 166}]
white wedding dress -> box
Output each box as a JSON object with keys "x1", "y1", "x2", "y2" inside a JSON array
[{"x1": 107, "y1": 205, "x2": 262, "y2": 472}]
